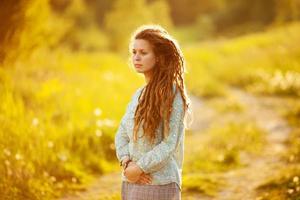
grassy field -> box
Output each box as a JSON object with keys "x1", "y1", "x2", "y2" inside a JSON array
[
  {"x1": 184, "y1": 22, "x2": 300, "y2": 98},
  {"x1": 182, "y1": 121, "x2": 266, "y2": 197},
  {"x1": 182, "y1": 22, "x2": 300, "y2": 199},
  {"x1": 1, "y1": 22, "x2": 300, "y2": 199},
  {"x1": 0, "y1": 49, "x2": 143, "y2": 199}
]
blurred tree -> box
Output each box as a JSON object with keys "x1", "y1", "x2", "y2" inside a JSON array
[
  {"x1": 49, "y1": 0, "x2": 72, "y2": 13},
  {"x1": 194, "y1": 14, "x2": 216, "y2": 39},
  {"x1": 149, "y1": 0, "x2": 173, "y2": 29},
  {"x1": 214, "y1": 0, "x2": 300, "y2": 33},
  {"x1": 0, "y1": 0, "x2": 72, "y2": 65},
  {"x1": 167, "y1": 0, "x2": 220, "y2": 25},
  {"x1": 214, "y1": 0, "x2": 276, "y2": 31},
  {"x1": 84, "y1": 0, "x2": 116, "y2": 26},
  {"x1": 0, "y1": 0, "x2": 31, "y2": 64},
  {"x1": 274, "y1": 0, "x2": 300, "y2": 23},
  {"x1": 104, "y1": 0, "x2": 172, "y2": 53}
]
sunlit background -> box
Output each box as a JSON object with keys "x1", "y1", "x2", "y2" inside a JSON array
[{"x1": 0, "y1": 0, "x2": 300, "y2": 199}]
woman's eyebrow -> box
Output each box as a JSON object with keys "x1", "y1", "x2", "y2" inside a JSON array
[{"x1": 132, "y1": 48, "x2": 146, "y2": 51}]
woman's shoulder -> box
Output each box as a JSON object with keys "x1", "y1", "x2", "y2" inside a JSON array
[{"x1": 130, "y1": 85, "x2": 145, "y2": 100}]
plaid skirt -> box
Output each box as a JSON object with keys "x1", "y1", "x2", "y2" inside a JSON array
[{"x1": 121, "y1": 181, "x2": 181, "y2": 200}]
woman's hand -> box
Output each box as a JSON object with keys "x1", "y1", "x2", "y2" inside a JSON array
[
  {"x1": 124, "y1": 161, "x2": 152, "y2": 184},
  {"x1": 136, "y1": 173, "x2": 152, "y2": 185}
]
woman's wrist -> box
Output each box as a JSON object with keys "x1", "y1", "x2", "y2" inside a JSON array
[
  {"x1": 120, "y1": 156, "x2": 130, "y2": 166},
  {"x1": 122, "y1": 159, "x2": 132, "y2": 169}
]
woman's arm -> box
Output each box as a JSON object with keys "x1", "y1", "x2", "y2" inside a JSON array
[
  {"x1": 115, "y1": 87, "x2": 144, "y2": 170},
  {"x1": 132, "y1": 91, "x2": 185, "y2": 174},
  {"x1": 115, "y1": 104, "x2": 131, "y2": 165}
]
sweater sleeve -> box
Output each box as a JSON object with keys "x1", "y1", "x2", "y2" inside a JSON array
[
  {"x1": 114, "y1": 106, "x2": 130, "y2": 164},
  {"x1": 136, "y1": 90, "x2": 185, "y2": 174},
  {"x1": 114, "y1": 87, "x2": 144, "y2": 164}
]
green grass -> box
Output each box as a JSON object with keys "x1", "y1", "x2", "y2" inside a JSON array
[
  {"x1": 184, "y1": 22, "x2": 300, "y2": 98},
  {"x1": 254, "y1": 92, "x2": 300, "y2": 200},
  {"x1": 184, "y1": 122, "x2": 266, "y2": 174},
  {"x1": 255, "y1": 165, "x2": 300, "y2": 200},
  {"x1": 206, "y1": 95, "x2": 245, "y2": 114},
  {"x1": 0, "y1": 48, "x2": 143, "y2": 199},
  {"x1": 182, "y1": 122, "x2": 266, "y2": 197},
  {"x1": 281, "y1": 99, "x2": 300, "y2": 163},
  {"x1": 182, "y1": 173, "x2": 225, "y2": 197}
]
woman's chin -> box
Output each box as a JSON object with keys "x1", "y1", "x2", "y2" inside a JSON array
[{"x1": 135, "y1": 69, "x2": 144, "y2": 73}]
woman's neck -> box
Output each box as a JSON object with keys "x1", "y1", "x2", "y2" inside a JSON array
[{"x1": 144, "y1": 70, "x2": 153, "y2": 84}]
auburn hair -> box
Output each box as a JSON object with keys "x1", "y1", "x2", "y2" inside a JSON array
[{"x1": 130, "y1": 25, "x2": 190, "y2": 144}]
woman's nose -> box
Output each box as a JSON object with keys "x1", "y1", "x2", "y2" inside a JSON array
[{"x1": 134, "y1": 54, "x2": 141, "y2": 61}]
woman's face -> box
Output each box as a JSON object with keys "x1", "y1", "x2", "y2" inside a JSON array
[{"x1": 131, "y1": 39, "x2": 156, "y2": 74}]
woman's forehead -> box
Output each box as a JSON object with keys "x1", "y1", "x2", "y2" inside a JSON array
[{"x1": 132, "y1": 39, "x2": 153, "y2": 50}]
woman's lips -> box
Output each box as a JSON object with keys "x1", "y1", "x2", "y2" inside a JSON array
[{"x1": 134, "y1": 64, "x2": 143, "y2": 68}]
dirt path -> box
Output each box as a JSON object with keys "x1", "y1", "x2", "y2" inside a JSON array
[
  {"x1": 58, "y1": 88, "x2": 291, "y2": 200},
  {"x1": 215, "y1": 88, "x2": 291, "y2": 200},
  {"x1": 59, "y1": 171, "x2": 121, "y2": 200}
]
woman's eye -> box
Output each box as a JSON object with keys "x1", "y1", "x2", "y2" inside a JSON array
[{"x1": 132, "y1": 51, "x2": 147, "y2": 55}]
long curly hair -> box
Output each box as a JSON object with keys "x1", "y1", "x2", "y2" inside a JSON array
[{"x1": 130, "y1": 25, "x2": 190, "y2": 144}]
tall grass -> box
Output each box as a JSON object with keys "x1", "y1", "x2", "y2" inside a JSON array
[
  {"x1": 184, "y1": 22, "x2": 300, "y2": 98},
  {"x1": 182, "y1": 122, "x2": 266, "y2": 197},
  {"x1": 0, "y1": 48, "x2": 143, "y2": 199}
]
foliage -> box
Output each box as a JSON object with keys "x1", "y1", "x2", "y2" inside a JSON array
[
  {"x1": 182, "y1": 173, "x2": 225, "y2": 197},
  {"x1": 184, "y1": 22, "x2": 300, "y2": 98},
  {"x1": 184, "y1": 122, "x2": 266, "y2": 173},
  {"x1": 0, "y1": 49, "x2": 143, "y2": 199},
  {"x1": 256, "y1": 165, "x2": 300, "y2": 200},
  {"x1": 104, "y1": 0, "x2": 172, "y2": 52}
]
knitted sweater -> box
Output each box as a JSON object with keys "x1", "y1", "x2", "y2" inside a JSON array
[{"x1": 114, "y1": 85, "x2": 185, "y2": 190}]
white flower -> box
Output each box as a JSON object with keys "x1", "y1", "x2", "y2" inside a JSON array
[
  {"x1": 94, "y1": 108, "x2": 102, "y2": 116},
  {"x1": 287, "y1": 189, "x2": 294, "y2": 194},
  {"x1": 104, "y1": 119, "x2": 115, "y2": 127},
  {"x1": 95, "y1": 129, "x2": 102, "y2": 137},
  {"x1": 47, "y1": 141, "x2": 54, "y2": 148},
  {"x1": 50, "y1": 176, "x2": 56, "y2": 182},
  {"x1": 15, "y1": 153, "x2": 22, "y2": 160},
  {"x1": 58, "y1": 153, "x2": 68, "y2": 162},
  {"x1": 32, "y1": 117, "x2": 39, "y2": 126},
  {"x1": 72, "y1": 177, "x2": 77, "y2": 183},
  {"x1": 97, "y1": 119, "x2": 115, "y2": 127}
]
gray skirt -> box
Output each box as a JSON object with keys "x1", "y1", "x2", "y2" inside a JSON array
[{"x1": 121, "y1": 181, "x2": 181, "y2": 200}]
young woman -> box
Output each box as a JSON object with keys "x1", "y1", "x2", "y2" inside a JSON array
[{"x1": 115, "y1": 24, "x2": 190, "y2": 200}]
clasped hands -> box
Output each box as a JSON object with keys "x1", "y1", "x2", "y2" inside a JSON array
[{"x1": 122, "y1": 158, "x2": 152, "y2": 184}]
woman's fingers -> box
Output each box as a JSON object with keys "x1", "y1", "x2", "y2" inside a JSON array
[
  {"x1": 137, "y1": 173, "x2": 152, "y2": 184},
  {"x1": 142, "y1": 174, "x2": 152, "y2": 182},
  {"x1": 137, "y1": 178, "x2": 149, "y2": 184}
]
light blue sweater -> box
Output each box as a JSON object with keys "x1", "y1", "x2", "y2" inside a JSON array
[{"x1": 114, "y1": 85, "x2": 185, "y2": 190}]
